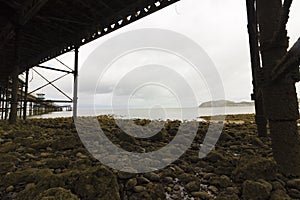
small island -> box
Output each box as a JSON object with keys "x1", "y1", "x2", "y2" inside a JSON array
[{"x1": 199, "y1": 100, "x2": 254, "y2": 108}]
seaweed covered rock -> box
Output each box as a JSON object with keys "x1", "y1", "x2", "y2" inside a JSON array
[
  {"x1": 185, "y1": 180, "x2": 200, "y2": 192},
  {"x1": 209, "y1": 175, "x2": 232, "y2": 188},
  {"x1": 287, "y1": 178, "x2": 300, "y2": 190},
  {"x1": 34, "y1": 187, "x2": 79, "y2": 200},
  {"x1": 10, "y1": 166, "x2": 120, "y2": 200},
  {"x1": 127, "y1": 182, "x2": 165, "y2": 200},
  {"x1": 233, "y1": 156, "x2": 277, "y2": 181},
  {"x1": 216, "y1": 191, "x2": 239, "y2": 200},
  {"x1": 242, "y1": 179, "x2": 272, "y2": 200},
  {"x1": 51, "y1": 136, "x2": 81, "y2": 150},
  {"x1": 42, "y1": 157, "x2": 70, "y2": 169},
  {"x1": 70, "y1": 166, "x2": 120, "y2": 200},
  {"x1": 3, "y1": 168, "x2": 53, "y2": 187},
  {"x1": 270, "y1": 190, "x2": 291, "y2": 200},
  {"x1": 203, "y1": 150, "x2": 226, "y2": 163}
]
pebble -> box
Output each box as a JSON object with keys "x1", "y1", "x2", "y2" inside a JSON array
[
  {"x1": 185, "y1": 181, "x2": 200, "y2": 192},
  {"x1": 40, "y1": 152, "x2": 52, "y2": 157},
  {"x1": 46, "y1": 147, "x2": 52, "y2": 151},
  {"x1": 203, "y1": 173, "x2": 216, "y2": 180},
  {"x1": 163, "y1": 177, "x2": 173, "y2": 184},
  {"x1": 6, "y1": 186, "x2": 14, "y2": 193},
  {"x1": 125, "y1": 178, "x2": 137, "y2": 190},
  {"x1": 144, "y1": 172, "x2": 160, "y2": 182},
  {"x1": 191, "y1": 191, "x2": 213, "y2": 199},
  {"x1": 25, "y1": 153, "x2": 36, "y2": 159},
  {"x1": 287, "y1": 179, "x2": 300, "y2": 190},
  {"x1": 226, "y1": 186, "x2": 240, "y2": 194},
  {"x1": 166, "y1": 187, "x2": 172, "y2": 192},
  {"x1": 288, "y1": 188, "x2": 300, "y2": 199},
  {"x1": 54, "y1": 169, "x2": 62, "y2": 174},
  {"x1": 117, "y1": 171, "x2": 136, "y2": 179},
  {"x1": 208, "y1": 185, "x2": 218, "y2": 194},
  {"x1": 209, "y1": 175, "x2": 232, "y2": 188},
  {"x1": 173, "y1": 184, "x2": 181, "y2": 191},
  {"x1": 137, "y1": 176, "x2": 150, "y2": 184},
  {"x1": 133, "y1": 186, "x2": 145, "y2": 193},
  {"x1": 76, "y1": 152, "x2": 88, "y2": 159},
  {"x1": 25, "y1": 183, "x2": 35, "y2": 190}
]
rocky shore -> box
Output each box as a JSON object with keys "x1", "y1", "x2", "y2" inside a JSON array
[{"x1": 0, "y1": 115, "x2": 299, "y2": 199}]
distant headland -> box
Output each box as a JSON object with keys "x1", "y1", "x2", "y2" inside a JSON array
[{"x1": 199, "y1": 100, "x2": 254, "y2": 108}]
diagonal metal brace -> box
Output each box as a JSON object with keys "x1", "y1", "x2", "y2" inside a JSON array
[
  {"x1": 55, "y1": 58, "x2": 73, "y2": 71},
  {"x1": 32, "y1": 69, "x2": 72, "y2": 101},
  {"x1": 271, "y1": 38, "x2": 300, "y2": 83},
  {"x1": 29, "y1": 73, "x2": 69, "y2": 95},
  {"x1": 36, "y1": 65, "x2": 73, "y2": 74}
]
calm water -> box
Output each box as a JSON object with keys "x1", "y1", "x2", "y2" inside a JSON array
[{"x1": 30, "y1": 106, "x2": 255, "y2": 121}]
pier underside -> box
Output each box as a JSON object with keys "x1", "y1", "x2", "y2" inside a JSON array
[{"x1": 0, "y1": 0, "x2": 179, "y2": 122}]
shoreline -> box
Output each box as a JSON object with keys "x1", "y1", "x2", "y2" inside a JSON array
[{"x1": 0, "y1": 114, "x2": 299, "y2": 199}]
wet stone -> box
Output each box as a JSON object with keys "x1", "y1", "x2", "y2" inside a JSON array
[
  {"x1": 125, "y1": 178, "x2": 138, "y2": 190},
  {"x1": 209, "y1": 175, "x2": 232, "y2": 188},
  {"x1": 75, "y1": 152, "x2": 88, "y2": 159},
  {"x1": 270, "y1": 190, "x2": 291, "y2": 200},
  {"x1": 117, "y1": 171, "x2": 136, "y2": 179},
  {"x1": 185, "y1": 181, "x2": 200, "y2": 192},
  {"x1": 137, "y1": 176, "x2": 150, "y2": 184},
  {"x1": 208, "y1": 185, "x2": 218, "y2": 194},
  {"x1": 191, "y1": 191, "x2": 213, "y2": 199},
  {"x1": 242, "y1": 179, "x2": 272, "y2": 200},
  {"x1": 34, "y1": 187, "x2": 80, "y2": 200},
  {"x1": 287, "y1": 178, "x2": 300, "y2": 190},
  {"x1": 5, "y1": 186, "x2": 14, "y2": 193},
  {"x1": 233, "y1": 156, "x2": 277, "y2": 181},
  {"x1": 144, "y1": 172, "x2": 160, "y2": 182},
  {"x1": 216, "y1": 191, "x2": 239, "y2": 200},
  {"x1": 163, "y1": 177, "x2": 173, "y2": 184},
  {"x1": 288, "y1": 188, "x2": 300, "y2": 199},
  {"x1": 133, "y1": 186, "x2": 145, "y2": 193}
]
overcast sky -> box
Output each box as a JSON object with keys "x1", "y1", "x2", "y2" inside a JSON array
[{"x1": 25, "y1": 0, "x2": 300, "y2": 109}]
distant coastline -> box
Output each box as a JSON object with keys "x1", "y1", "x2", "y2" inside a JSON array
[{"x1": 199, "y1": 100, "x2": 254, "y2": 108}]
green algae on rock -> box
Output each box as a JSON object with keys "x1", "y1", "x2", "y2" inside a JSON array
[
  {"x1": 233, "y1": 155, "x2": 278, "y2": 182},
  {"x1": 242, "y1": 179, "x2": 272, "y2": 200},
  {"x1": 33, "y1": 187, "x2": 79, "y2": 200},
  {"x1": 0, "y1": 115, "x2": 299, "y2": 199}
]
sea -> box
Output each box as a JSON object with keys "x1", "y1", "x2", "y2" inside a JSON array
[{"x1": 29, "y1": 106, "x2": 255, "y2": 121}]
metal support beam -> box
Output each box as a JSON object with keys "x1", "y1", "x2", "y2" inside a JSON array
[
  {"x1": 36, "y1": 65, "x2": 73, "y2": 74},
  {"x1": 73, "y1": 47, "x2": 79, "y2": 119},
  {"x1": 9, "y1": 27, "x2": 20, "y2": 124},
  {"x1": 246, "y1": 0, "x2": 267, "y2": 137},
  {"x1": 32, "y1": 68, "x2": 72, "y2": 101},
  {"x1": 19, "y1": 81, "x2": 24, "y2": 118},
  {"x1": 271, "y1": 38, "x2": 300, "y2": 83},
  {"x1": 29, "y1": 73, "x2": 69, "y2": 95},
  {"x1": 23, "y1": 69, "x2": 29, "y2": 120},
  {"x1": 9, "y1": 68, "x2": 19, "y2": 123},
  {"x1": 4, "y1": 84, "x2": 9, "y2": 120},
  {"x1": 0, "y1": 86, "x2": 4, "y2": 120}
]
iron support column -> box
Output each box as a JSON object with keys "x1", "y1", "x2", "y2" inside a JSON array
[
  {"x1": 4, "y1": 83, "x2": 9, "y2": 120},
  {"x1": 73, "y1": 47, "x2": 79, "y2": 119},
  {"x1": 9, "y1": 26, "x2": 21, "y2": 124},
  {"x1": 246, "y1": 0, "x2": 267, "y2": 137},
  {"x1": 23, "y1": 69, "x2": 29, "y2": 120}
]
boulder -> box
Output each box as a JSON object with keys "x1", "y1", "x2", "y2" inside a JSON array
[{"x1": 242, "y1": 179, "x2": 272, "y2": 200}]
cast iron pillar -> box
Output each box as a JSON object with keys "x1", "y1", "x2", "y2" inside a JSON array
[
  {"x1": 9, "y1": 26, "x2": 21, "y2": 124},
  {"x1": 23, "y1": 69, "x2": 29, "y2": 120},
  {"x1": 246, "y1": 0, "x2": 268, "y2": 137},
  {"x1": 73, "y1": 47, "x2": 79, "y2": 119}
]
